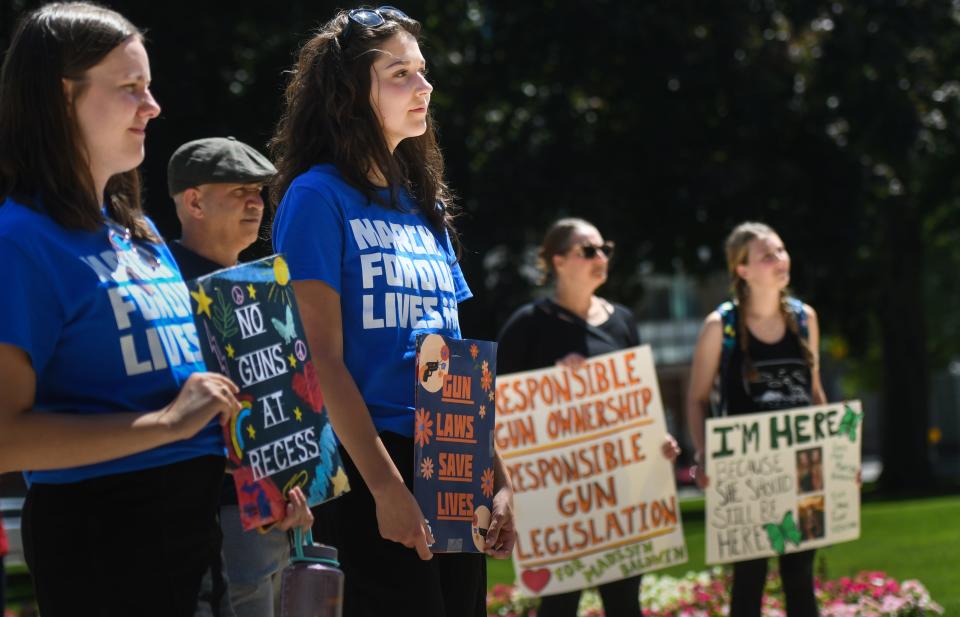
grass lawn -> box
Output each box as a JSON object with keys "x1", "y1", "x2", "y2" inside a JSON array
[{"x1": 487, "y1": 493, "x2": 960, "y2": 613}]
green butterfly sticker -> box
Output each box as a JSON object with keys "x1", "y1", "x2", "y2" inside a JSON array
[
  {"x1": 764, "y1": 510, "x2": 802, "y2": 554},
  {"x1": 838, "y1": 403, "x2": 863, "y2": 442}
]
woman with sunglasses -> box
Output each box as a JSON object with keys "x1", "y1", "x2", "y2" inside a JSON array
[
  {"x1": 497, "y1": 217, "x2": 680, "y2": 617},
  {"x1": 270, "y1": 7, "x2": 515, "y2": 617},
  {"x1": 0, "y1": 4, "x2": 242, "y2": 616}
]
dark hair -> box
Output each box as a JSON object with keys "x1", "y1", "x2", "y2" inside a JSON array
[
  {"x1": 269, "y1": 8, "x2": 457, "y2": 253},
  {"x1": 535, "y1": 217, "x2": 595, "y2": 284},
  {"x1": 0, "y1": 2, "x2": 157, "y2": 241}
]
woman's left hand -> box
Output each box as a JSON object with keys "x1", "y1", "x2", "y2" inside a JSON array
[
  {"x1": 484, "y1": 486, "x2": 517, "y2": 559},
  {"x1": 277, "y1": 486, "x2": 314, "y2": 532},
  {"x1": 661, "y1": 434, "x2": 681, "y2": 462}
]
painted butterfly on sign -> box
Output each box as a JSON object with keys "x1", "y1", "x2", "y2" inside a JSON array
[
  {"x1": 838, "y1": 403, "x2": 863, "y2": 442},
  {"x1": 764, "y1": 510, "x2": 803, "y2": 554},
  {"x1": 272, "y1": 304, "x2": 297, "y2": 344}
]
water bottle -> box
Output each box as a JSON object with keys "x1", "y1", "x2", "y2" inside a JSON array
[{"x1": 279, "y1": 528, "x2": 344, "y2": 617}]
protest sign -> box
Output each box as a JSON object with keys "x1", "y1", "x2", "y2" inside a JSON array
[
  {"x1": 413, "y1": 334, "x2": 497, "y2": 553},
  {"x1": 705, "y1": 401, "x2": 862, "y2": 564},
  {"x1": 189, "y1": 254, "x2": 349, "y2": 529},
  {"x1": 496, "y1": 346, "x2": 686, "y2": 596}
]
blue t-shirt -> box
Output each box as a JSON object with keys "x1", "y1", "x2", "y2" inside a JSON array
[
  {"x1": 273, "y1": 164, "x2": 472, "y2": 437},
  {"x1": 0, "y1": 199, "x2": 223, "y2": 484}
]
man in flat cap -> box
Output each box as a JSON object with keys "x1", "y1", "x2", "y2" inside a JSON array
[
  {"x1": 168, "y1": 137, "x2": 313, "y2": 617},
  {"x1": 167, "y1": 136, "x2": 276, "y2": 279}
]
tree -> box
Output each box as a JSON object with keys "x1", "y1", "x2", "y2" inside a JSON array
[{"x1": 4, "y1": 0, "x2": 959, "y2": 490}]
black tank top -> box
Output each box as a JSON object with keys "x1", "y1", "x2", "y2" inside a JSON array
[{"x1": 723, "y1": 328, "x2": 812, "y2": 415}]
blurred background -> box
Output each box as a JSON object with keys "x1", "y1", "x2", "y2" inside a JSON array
[{"x1": 3, "y1": 0, "x2": 960, "y2": 609}]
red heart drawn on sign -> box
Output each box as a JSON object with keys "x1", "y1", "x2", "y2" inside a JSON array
[{"x1": 521, "y1": 568, "x2": 551, "y2": 593}]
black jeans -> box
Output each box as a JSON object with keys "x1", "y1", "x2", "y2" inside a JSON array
[
  {"x1": 313, "y1": 431, "x2": 486, "y2": 617},
  {"x1": 22, "y1": 455, "x2": 225, "y2": 617},
  {"x1": 538, "y1": 574, "x2": 642, "y2": 617},
  {"x1": 730, "y1": 550, "x2": 818, "y2": 617}
]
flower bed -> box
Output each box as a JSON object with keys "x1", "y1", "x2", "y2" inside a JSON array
[{"x1": 487, "y1": 569, "x2": 943, "y2": 617}]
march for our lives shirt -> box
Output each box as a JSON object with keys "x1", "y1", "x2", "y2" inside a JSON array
[
  {"x1": 0, "y1": 199, "x2": 223, "y2": 484},
  {"x1": 273, "y1": 164, "x2": 472, "y2": 437}
]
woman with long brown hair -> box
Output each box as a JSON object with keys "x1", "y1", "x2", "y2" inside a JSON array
[
  {"x1": 0, "y1": 4, "x2": 240, "y2": 615},
  {"x1": 270, "y1": 7, "x2": 515, "y2": 617},
  {"x1": 686, "y1": 221, "x2": 826, "y2": 616}
]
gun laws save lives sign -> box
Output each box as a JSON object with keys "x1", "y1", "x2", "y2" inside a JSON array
[
  {"x1": 705, "y1": 401, "x2": 863, "y2": 564},
  {"x1": 496, "y1": 346, "x2": 686, "y2": 597},
  {"x1": 413, "y1": 334, "x2": 497, "y2": 553},
  {"x1": 188, "y1": 255, "x2": 349, "y2": 530}
]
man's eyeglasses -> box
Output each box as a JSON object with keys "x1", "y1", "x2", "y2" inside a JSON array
[
  {"x1": 575, "y1": 241, "x2": 615, "y2": 259},
  {"x1": 341, "y1": 6, "x2": 410, "y2": 44}
]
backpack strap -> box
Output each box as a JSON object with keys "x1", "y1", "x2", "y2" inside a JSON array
[
  {"x1": 785, "y1": 296, "x2": 809, "y2": 341},
  {"x1": 714, "y1": 301, "x2": 737, "y2": 417}
]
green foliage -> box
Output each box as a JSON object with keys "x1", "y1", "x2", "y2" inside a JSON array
[{"x1": 5, "y1": 0, "x2": 960, "y2": 487}]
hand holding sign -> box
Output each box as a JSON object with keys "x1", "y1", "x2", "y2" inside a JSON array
[
  {"x1": 162, "y1": 372, "x2": 241, "y2": 438},
  {"x1": 277, "y1": 486, "x2": 314, "y2": 532},
  {"x1": 375, "y1": 477, "x2": 434, "y2": 560},
  {"x1": 483, "y1": 482, "x2": 516, "y2": 558}
]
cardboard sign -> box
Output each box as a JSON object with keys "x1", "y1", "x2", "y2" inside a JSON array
[
  {"x1": 705, "y1": 401, "x2": 863, "y2": 564},
  {"x1": 188, "y1": 254, "x2": 349, "y2": 529},
  {"x1": 413, "y1": 334, "x2": 497, "y2": 553},
  {"x1": 496, "y1": 346, "x2": 687, "y2": 596}
]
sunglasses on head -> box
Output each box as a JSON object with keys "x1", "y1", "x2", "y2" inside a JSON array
[
  {"x1": 576, "y1": 241, "x2": 615, "y2": 259},
  {"x1": 340, "y1": 6, "x2": 409, "y2": 44}
]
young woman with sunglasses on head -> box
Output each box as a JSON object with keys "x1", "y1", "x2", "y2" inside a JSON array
[
  {"x1": 269, "y1": 7, "x2": 516, "y2": 616},
  {"x1": 497, "y1": 218, "x2": 680, "y2": 617},
  {"x1": 0, "y1": 4, "x2": 243, "y2": 616},
  {"x1": 686, "y1": 222, "x2": 826, "y2": 617}
]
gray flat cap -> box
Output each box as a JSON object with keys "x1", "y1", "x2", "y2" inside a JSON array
[{"x1": 167, "y1": 136, "x2": 276, "y2": 196}]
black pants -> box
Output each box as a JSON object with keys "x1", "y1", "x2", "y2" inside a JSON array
[
  {"x1": 538, "y1": 574, "x2": 642, "y2": 617},
  {"x1": 1, "y1": 554, "x2": 5, "y2": 615},
  {"x1": 313, "y1": 431, "x2": 486, "y2": 617},
  {"x1": 22, "y1": 455, "x2": 226, "y2": 617},
  {"x1": 730, "y1": 550, "x2": 818, "y2": 617}
]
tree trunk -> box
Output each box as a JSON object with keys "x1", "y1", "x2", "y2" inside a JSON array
[{"x1": 878, "y1": 202, "x2": 933, "y2": 491}]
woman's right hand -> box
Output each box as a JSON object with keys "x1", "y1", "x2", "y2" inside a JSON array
[
  {"x1": 692, "y1": 465, "x2": 710, "y2": 489},
  {"x1": 161, "y1": 372, "x2": 240, "y2": 439},
  {"x1": 556, "y1": 353, "x2": 587, "y2": 370},
  {"x1": 277, "y1": 486, "x2": 315, "y2": 532},
  {"x1": 373, "y1": 478, "x2": 435, "y2": 560}
]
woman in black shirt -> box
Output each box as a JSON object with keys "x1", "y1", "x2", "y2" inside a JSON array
[
  {"x1": 686, "y1": 221, "x2": 827, "y2": 617},
  {"x1": 498, "y1": 217, "x2": 680, "y2": 617}
]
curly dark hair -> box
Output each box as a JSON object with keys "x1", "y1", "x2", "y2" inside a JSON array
[
  {"x1": 0, "y1": 2, "x2": 157, "y2": 242},
  {"x1": 269, "y1": 8, "x2": 458, "y2": 253}
]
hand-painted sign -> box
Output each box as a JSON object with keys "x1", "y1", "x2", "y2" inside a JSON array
[
  {"x1": 705, "y1": 401, "x2": 862, "y2": 564},
  {"x1": 413, "y1": 334, "x2": 497, "y2": 553},
  {"x1": 189, "y1": 254, "x2": 349, "y2": 529},
  {"x1": 496, "y1": 346, "x2": 686, "y2": 596}
]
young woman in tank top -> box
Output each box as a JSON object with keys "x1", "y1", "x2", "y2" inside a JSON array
[{"x1": 685, "y1": 222, "x2": 826, "y2": 617}]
